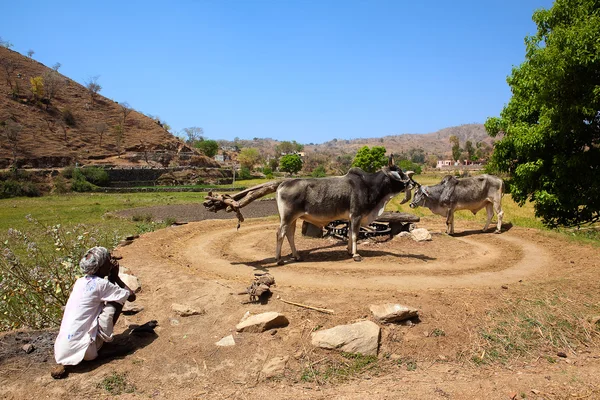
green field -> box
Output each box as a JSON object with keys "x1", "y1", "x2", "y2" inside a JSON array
[{"x1": 0, "y1": 174, "x2": 597, "y2": 244}]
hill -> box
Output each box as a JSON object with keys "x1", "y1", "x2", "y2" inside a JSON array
[
  {"x1": 305, "y1": 123, "x2": 494, "y2": 159},
  {"x1": 0, "y1": 47, "x2": 218, "y2": 169},
  {"x1": 1, "y1": 46, "x2": 495, "y2": 170}
]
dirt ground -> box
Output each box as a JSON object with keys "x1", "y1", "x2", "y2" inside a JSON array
[{"x1": 2, "y1": 203, "x2": 600, "y2": 399}]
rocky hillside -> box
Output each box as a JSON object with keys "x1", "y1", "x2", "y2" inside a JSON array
[{"x1": 0, "y1": 47, "x2": 218, "y2": 169}]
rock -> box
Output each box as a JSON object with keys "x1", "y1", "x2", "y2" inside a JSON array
[
  {"x1": 369, "y1": 303, "x2": 419, "y2": 323},
  {"x1": 119, "y1": 240, "x2": 133, "y2": 247},
  {"x1": 557, "y1": 351, "x2": 567, "y2": 358},
  {"x1": 411, "y1": 228, "x2": 432, "y2": 242},
  {"x1": 122, "y1": 302, "x2": 144, "y2": 315},
  {"x1": 395, "y1": 231, "x2": 412, "y2": 238},
  {"x1": 240, "y1": 311, "x2": 252, "y2": 323},
  {"x1": 261, "y1": 356, "x2": 289, "y2": 378},
  {"x1": 22, "y1": 344, "x2": 35, "y2": 354},
  {"x1": 236, "y1": 312, "x2": 289, "y2": 333},
  {"x1": 171, "y1": 303, "x2": 205, "y2": 317},
  {"x1": 216, "y1": 335, "x2": 236, "y2": 347},
  {"x1": 311, "y1": 320, "x2": 380, "y2": 356},
  {"x1": 119, "y1": 273, "x2": 141, "y2": 293}
]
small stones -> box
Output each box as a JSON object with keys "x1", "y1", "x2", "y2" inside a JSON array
[
  {"x1": 216, "y1": 335, "x2": 236, "y2": 347},
  {"x1": 22, "y1": 344, "x2": 35, "y2": 354},
  {"x1": 261, "y1": 356, "x2": 288, "y2": 378},
  {"x1": 171, "y1": 303, "x2": 205, "y2": 317}
]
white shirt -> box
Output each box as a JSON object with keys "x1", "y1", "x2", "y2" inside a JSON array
[{"x1": 54, "y1": 275, "x2": 130, "y2": 365}]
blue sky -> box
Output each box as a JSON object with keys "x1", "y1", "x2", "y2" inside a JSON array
[{"x1": 3, "y1": 0, "x2": 553, "y2": 144}]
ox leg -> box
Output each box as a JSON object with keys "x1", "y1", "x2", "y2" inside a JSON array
[
  {"x1": 276, "y1": 217, "x2": 294, "y2": 265},
  {"x1": 286, "y1": 219, "x2": 302, "y2": 261},
  {"x1": 349, "y1": 217, "x2": 362, "y2": 262},
  {"x1": 494, "y1": 202, "x2": 504, "y2": 234},
  {"x1": 483, "y1": 203, "x2": 493, "y2": 231},
  {"x1": 446, "y1": 209, "x2": 455, "y2": 235}
]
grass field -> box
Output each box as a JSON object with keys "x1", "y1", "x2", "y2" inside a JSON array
[{"x1": 0, "y1": 174, "x2": 597, "y2": 245}]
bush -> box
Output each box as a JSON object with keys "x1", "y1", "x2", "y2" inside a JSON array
[
  {"x1": 71, "y1": 169, "x2": 96, "y2": 192},
  {"x1": 0, "y1": 216, "x2": 120, "y2": 330},
  {"x1": 311, "y1": 165, "x2": 327, "y2": 178},
  {"x1": 53, "y1": 176, "x2": 69, "y2": 194},
  {"x1": 61, "y1": 166, "x2": 75, "y2": 179},
  {"x1": 0, "y1": 180, "x2": 41, "y2": 199},
  {"x1": 81, "y1": 167, "x2": 109, "y2": 186},
  {"x1": 62, "y1": 108, "x2": 75, "y2": 126},
  {"x1": 238, "y1": 166, "x2": 252, "y2": 180},
  {"x1": 262, "y1": 166, "x2": 273, "y2": 176}
]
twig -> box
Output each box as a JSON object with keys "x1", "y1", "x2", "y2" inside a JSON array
[{"x1": 279, "y1": 298, "x2": 334, "y2": 314}]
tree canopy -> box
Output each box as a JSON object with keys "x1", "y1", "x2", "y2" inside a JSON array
[
  {"x1": 237, "y1": 148, "x2": 262, "y2": 169},
  {"x1": 196, "y1": 139, "x2": 219, "y2": 158},
  {"x1": 351, "y1": 146, "x2": 387, "y2": 173},
  {"x1": 279, "y1": 154, "x2": 303, "y2": 175},
  {"x1": 485, "y1": 0, "x2": 600, "y2": 227}
]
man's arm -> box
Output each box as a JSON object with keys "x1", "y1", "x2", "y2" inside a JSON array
[{"x1": 108, "y1": 259, "x2": 136, "y2": 302}]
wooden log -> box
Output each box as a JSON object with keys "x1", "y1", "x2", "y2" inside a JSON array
[{"x1": 376, "y1": 212, "x2": 420, "y2": 223}]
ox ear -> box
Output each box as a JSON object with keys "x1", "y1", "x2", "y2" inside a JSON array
[
  {"x1": 388, "y1": 154, "x2": 395, "y2": 167},
  {"x1": 389, "y1": 170, "x2": 407, "y2": 182}
]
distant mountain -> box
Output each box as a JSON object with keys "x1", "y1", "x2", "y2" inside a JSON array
[
  {"x1": 306, "y1": 123, "x2": 495, "y2": 158},
  {"x1": 0, "y1": 47, "x2": 217, "y2": 168}
]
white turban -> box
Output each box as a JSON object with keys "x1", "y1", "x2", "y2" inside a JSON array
[{"x1": 79, "y1": 246, "x2": 110, "y2": 275}]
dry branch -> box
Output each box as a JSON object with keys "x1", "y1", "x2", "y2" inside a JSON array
[
  {"x1": 279, "y1": 298, "x2": 334, "y2": 314},
  {"x1": 203, "y1": 180, "x2": 284, "y2": 227}
]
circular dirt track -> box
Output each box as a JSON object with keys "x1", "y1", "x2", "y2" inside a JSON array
[{"x1": 140, "y1": 216, "x2": 552, "y2": 291}]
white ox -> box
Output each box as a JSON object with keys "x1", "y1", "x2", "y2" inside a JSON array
[{"x1": 409, "y1": 174, "x2": 504, "y2": 234}]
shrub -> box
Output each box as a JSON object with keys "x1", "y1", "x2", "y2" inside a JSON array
[
  {"x1": 311, "y1": 165, "x2": 327, "y2": 178},
  {"x1": 62, "y1": 108, "x2": 75, "y2": 126},
  {"x1": 53, "y1": 176, "x2": 69, "y2": 194},
  {"x1": 61, "y1": 166, "x2": 75, "y2": 179},
  {"x1": 81, "y1": 167, "x2": 109, "y2": 186},
  {"x1": 0, "y1": 216, "x2": 120, "y2": 330},
  {"x1": 71, "y1": 169, "x2": 96, "y2": 192},
  {"x1": 238, "y1": 166, "x2": 252, "y2": 180},
  {"x1": 0, "y1": 180, "x2": 41, "y2": 199}
]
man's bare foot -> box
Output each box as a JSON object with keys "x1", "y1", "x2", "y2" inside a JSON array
[{"x1": 50, "y1": 364, "x2": 67, "y2": 379}]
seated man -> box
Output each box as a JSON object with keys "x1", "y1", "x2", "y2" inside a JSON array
[{"x1": 51, "y1": 246, "x2": 136, "y2": 379}]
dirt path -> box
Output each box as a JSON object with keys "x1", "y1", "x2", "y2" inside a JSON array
[{"x1": 2, "y1": 214, "x2": 600, "y2": 400}]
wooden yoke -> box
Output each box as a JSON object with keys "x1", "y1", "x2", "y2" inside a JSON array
[{"x1": 203, "y1": 180, "x2": 284, "y2": 228}]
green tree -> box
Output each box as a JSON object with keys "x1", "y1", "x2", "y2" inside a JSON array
[
  {"x1": 351, "y1": 146, "x2": 387, "y2": 173},
  {"x1": 279, "y1": 154, "x2": 303, "y2": 175},
  {"x1": 196, "y1": 139, "x2": 219, "y2": 158},
  {"x1": 276, "y1": 140, "x2": 304, "y2": 154},
  {"x1": 464, "y1": 140, "x2": 476, "y2": 161},
  {"x1": 238, "y1": 148, "x2": 262, "y2": 169},
  {"x1": 485, "y1": 0, "x2": 600, "y2": 227},
  {"x1": 449, "y1": 135, "x2": 462, "y2": 162}
]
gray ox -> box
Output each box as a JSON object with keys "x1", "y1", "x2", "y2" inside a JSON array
[
  {"x1": 275, "y1": 157, "x2": 413, "y2": 264},
  {"x1": 409, "y1": 174, "x2": 504, "y2": 234}
]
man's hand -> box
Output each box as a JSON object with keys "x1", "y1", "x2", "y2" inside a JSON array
[
  {"x1": 108, "y1": 258, "x2": 120, "y2": 283},
  {"x1": 127, "y1": 290, "x2": 137, "y2": 302}
]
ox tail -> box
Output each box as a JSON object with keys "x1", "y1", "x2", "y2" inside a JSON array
[{"x1": 203, "y1": 180, "x2": 285, "y2": 228}]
